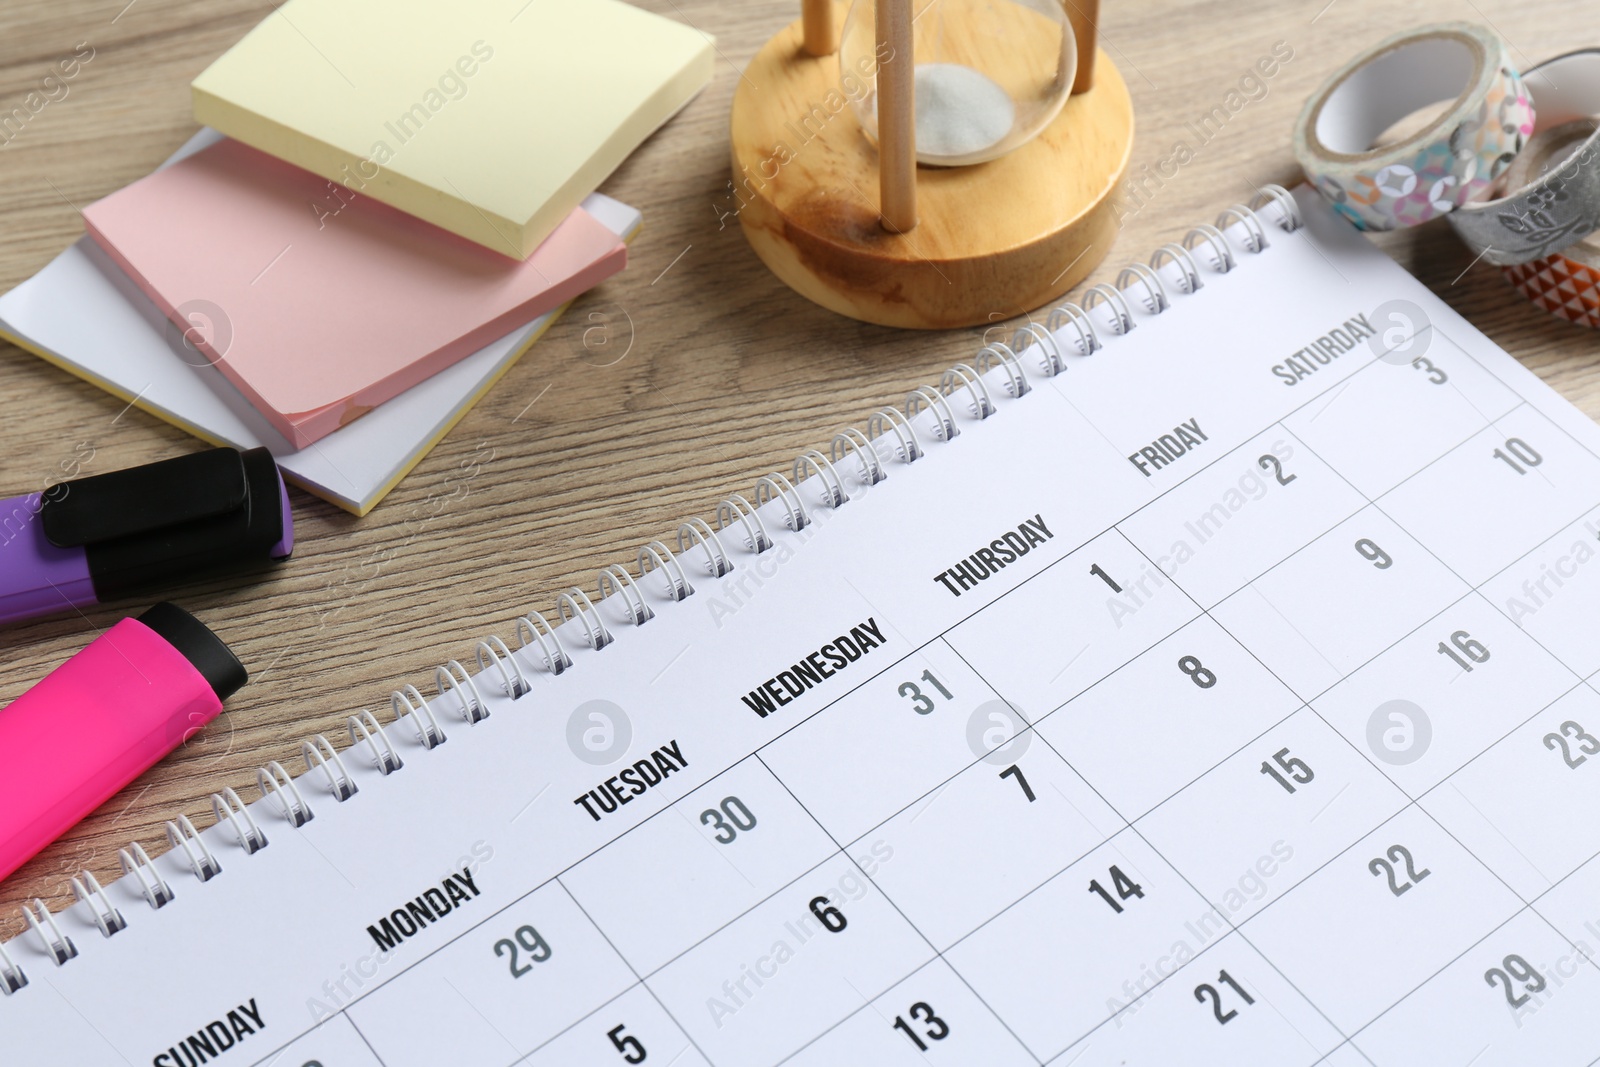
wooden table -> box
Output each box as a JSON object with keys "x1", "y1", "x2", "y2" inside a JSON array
[{"x1": 0, "y1": 0, "x2": 1594, "y2": 936}]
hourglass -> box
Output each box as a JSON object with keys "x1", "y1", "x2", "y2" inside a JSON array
[{"x1": 729, "y1": 0, "x2": 1132, "y2": 329}]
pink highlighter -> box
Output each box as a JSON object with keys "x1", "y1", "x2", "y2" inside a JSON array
[{"x1": 0, "y1": 602, "x2": 246, "y2": 883}]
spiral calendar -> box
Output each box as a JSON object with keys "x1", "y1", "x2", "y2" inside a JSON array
[{"x1": 9, "y1": 184, "x2": 1600, "y2": 1066}]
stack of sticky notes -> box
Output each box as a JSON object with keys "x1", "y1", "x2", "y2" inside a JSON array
[{"x1": 0, "y1": 0, "x2": 714, "y2": 513}]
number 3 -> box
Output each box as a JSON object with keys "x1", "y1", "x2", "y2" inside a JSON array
[{"x1": 1412, "y1": 357, "x2": 1447, "y2": 384}]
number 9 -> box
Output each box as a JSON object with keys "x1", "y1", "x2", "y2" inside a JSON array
[
  {"x1": 1354, "y1": 538, "x2": 1392, "y2": 569},
  {"x1": 1504, "y1": 954, "x2": 1546, "y2": 993}
]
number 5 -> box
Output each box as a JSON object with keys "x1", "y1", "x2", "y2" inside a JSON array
[{"x1": 608, "y1": 1024, "x2": 646, "y2": 1063}]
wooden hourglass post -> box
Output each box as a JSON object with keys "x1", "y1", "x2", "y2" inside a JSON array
[
  {"x1": 876, "y1": 0, "x2": 917, "y2": 233},
  {"x1": 801, "y1": 0, "x2": 836, "y2": 56},
  {"x1": 1066, "y1": 0, "x2": 1099, "y2": 92}
]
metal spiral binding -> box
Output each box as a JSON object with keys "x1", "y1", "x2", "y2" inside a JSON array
[
  {"x1": 516, "y1": 612, "x2": 572, "y2": 675},
  {"x1": 476, "y1": 635, "x2": 530, "y2": 698},
  {"x1": 831, "y1": 427, "x2": 888, "y2": 486},
  {"x1": 258, "y1": 761, "x2": 315, "y2": 827},
  {"x1": 0, "y1": 185, "x2": 1304, "y2": 985},
  {"x1": 678, "y1": 518, "x2": 735, "y2": 577},
  {"x1": 166, "y1": 814, "x2": 222, "y2": 881},
  {"x1": 939, "y1": 364, "x2": 995, "y2": 420},
  {"x1": 1150, "y1": 243, "x2": 1203, "y2": 294},
  {"x1": 23, "y1": 900, "x2": 75, "y2": 966},
  {"x1": 436, "y1": 659, "x2": 489, "y2": 724},
  {"x1": 638, "y1": 541, "x2": 694, "y2": 601},
  {"x1": 1045, "y1": 302, "x2": 1100, "y2": 356},
  {"x1": 303, "y1": 735, "x2": 359, "y2": 801},
  {"x1": 866, "y1": 409, "x2": 923, "y2": 463},
  {"x1": 598, "y1": 564, "x2": 654, "y2": 625},
  {"x1": 1116, "y1": 263, "x2": 1170, "y2": 314},
  {"x1": 793, "y1": 450, "x2": 848, "y2": 509},
  {"x1": 906, "y1": 386, "x2": 959, "y2": 442},
  {"x1": 1184, "y1": 223, "x2": 1236, "y2": 272},
  {"x1": 557, "y1": 587, "x2": 614, "y2": 649},
  {"x1": 392, "y1": 684, "x2": 447, "y2": 749},
  {"x1": 0, "y1": 938, "x2": 25, "y2": 995},
  {"x1": 754, "y1": 473, "x2": 810, "y2": 531},
  {"x1": 988, "y1": 336, "x2": 1046, "y2": 388},
  {"x1": 348, "y1": 709, "x2": 404, "y2": 775},
  {"x1": 118, "y1": 842, "x2": 174, "y2": 908},
  {"x1": 716, "y1": 494, "x2": 773, "y2": 553},
  {"x1": 211, "y1": 787, "x2": 268, "y2": 855},
  {"x1": 1082, "y1": 283, "x2": 1135, "y2": 335},
  {"x1": 1216, "y1": 204, "x2": 1269, "y2": 253},
  {"x1": 69, "y1": 872, "x2": 127, "y2": 938}
]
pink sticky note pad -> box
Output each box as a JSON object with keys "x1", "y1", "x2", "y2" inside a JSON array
[{"x1": 82, "y1": 138, "x2": 627, "y2": 447}]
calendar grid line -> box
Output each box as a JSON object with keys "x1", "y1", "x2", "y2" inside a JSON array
[
  {"x1": 765, "y1": 954, "x2": 1039, "y2": 1067},
  {"x1": 945, "y1": 636, "x2": 1365, "y2": 1060},
  {"x1": 1435, "y1": 319, "x2": 1600, "y2": 474},
  {"x1": 335, "y1": 1012, "x2": 386, "y2": 1067},
  {"x1": 469, "y1": 972, "x2": 644, "y2": 1067},
  {"x1": 1257, "y1": 416, "x2": 1600, "y2": 1042},
  {"x1": 749, "y1": 750, "x2": 1049, "y2": 1066},
  {"x1": 553, "y1": 878, "x2": 718, "y2": 1067},
  {"x1": 1105, "y1": 514, "x2": 1534, "y2": 1051}
]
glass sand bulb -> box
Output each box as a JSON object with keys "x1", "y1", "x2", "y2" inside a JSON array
[{"x1": 840, "y1": 0, "x2": 1077, "y2": 166}]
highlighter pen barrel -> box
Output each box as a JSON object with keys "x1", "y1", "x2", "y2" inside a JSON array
[
  {"x1": 0, "y1": 492, "x2": 98, "y2": 624},
  {"x1": 0, "y1": 602, "x2": 247, "y2": 882},
  {"x1": 0, "y1": 446, "x2": 293, "y2": 627}
]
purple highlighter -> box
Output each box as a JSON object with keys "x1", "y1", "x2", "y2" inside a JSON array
[{"x1": 0, "y1": 447, "x2": 292, "y2": 625}]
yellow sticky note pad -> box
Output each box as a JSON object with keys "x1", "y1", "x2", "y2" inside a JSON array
[{"x1": 192, "y1": 0, "x2": 712, "y2": 259}]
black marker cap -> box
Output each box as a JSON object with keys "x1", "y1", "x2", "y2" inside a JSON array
[
  {"x1": 137, "y1": 602, "x2": 248, "y2": 702},
  {"x1": 41, "y1": 446, "x2": 293, "y2": 602}
]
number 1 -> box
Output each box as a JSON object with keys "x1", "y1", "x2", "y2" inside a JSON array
[{"x1": 1090, "y1": 563, "x2": 1122, "y2": 593}]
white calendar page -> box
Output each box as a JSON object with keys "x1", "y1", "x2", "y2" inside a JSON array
[{"x1": 9, "y1": 187, "x2": 1600, "y2": 1067}]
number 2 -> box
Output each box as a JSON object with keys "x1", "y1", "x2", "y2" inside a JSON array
[
  {"x1": 1258, "y1": 453, "x2": 1296, "y2": 486},
  {"x1": 1544, "y1": 720, "x2": 1600, "y2": 769},
  {"x1": 1194, "y1": 969, "x2": 1254, "y2": 1024},
  {"x1": 1485, "y1": 954, "x2": 1545, "y2": 1008},
  {"x1": 493, "y1": 924, "x2": 551, "y2": 978},
  {"x1": 1368, "y1": 844, "x2": 1430, "y2": 896}
]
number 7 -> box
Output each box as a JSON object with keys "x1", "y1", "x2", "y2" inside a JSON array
[{"x1": 999, "y1": 764, "x2": 1035, "y2": 802}]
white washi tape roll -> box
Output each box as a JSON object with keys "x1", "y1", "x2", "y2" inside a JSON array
[
  {"x1": 1450, "y1": 49, "x2": 1600, "y2": 265},
  {"x1": 1294, "y1": 22, "x2": 1534, "y2": 231}
]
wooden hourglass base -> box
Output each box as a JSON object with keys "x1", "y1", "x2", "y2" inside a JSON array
[{"x1": 729, "y1": 19, "x2": 1133, "y2": 330}]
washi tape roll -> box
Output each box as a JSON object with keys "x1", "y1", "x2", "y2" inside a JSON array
[
  {"x1": 1450, "y1": 50, "x2": 1600, "y2": 265},
  {"x1": 1294, "y1": 22, "x2": 1534, "y2": 231},
  {"x1": 1501, "y1": 118, "x2": 1600, "y2": 328}
]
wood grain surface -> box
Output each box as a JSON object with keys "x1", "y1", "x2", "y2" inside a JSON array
[{"x1": 0, "y1": 0, "x2": 1596, "y2": 939}]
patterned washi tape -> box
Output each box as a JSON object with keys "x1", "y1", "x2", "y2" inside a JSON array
[
  {"x1": 1450, "y1": 51, "x2": 1600, "y2": 265},
  {"x1": 1501, "y1": 126, "x2": 1600, "y2": 329},
  {"x1": 1293, "y1": 22, "x2": 1534, "y2": 231},
  {"x1": 1504, "y1": 242, "x2": 1600, "y2": 328}
]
